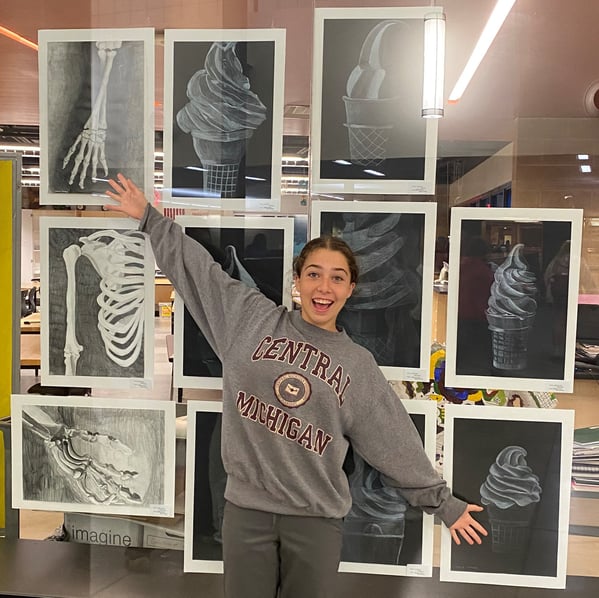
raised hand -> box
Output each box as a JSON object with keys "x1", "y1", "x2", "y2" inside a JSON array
[{"x1": 105, "y1": 173, "x2": 149, "y2": 220}]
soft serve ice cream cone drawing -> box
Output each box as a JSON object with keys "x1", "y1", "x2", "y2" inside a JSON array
[
  {"x1": 177, "y1": 42, "x2": 267, "y2": 198},
  {"x1": 480, "y1": 446, "x2": 542, "y2": 555},
  {"x1": 486, "y1": 243, "x2": 537, "y2": 370},
  {"x1": 343, "y1": 20, "x2": 402, "y2": 168}
]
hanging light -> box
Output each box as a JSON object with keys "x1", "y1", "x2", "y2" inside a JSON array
[{"x1": 422, "y1": 11, "x2": 446, "y2": 118}]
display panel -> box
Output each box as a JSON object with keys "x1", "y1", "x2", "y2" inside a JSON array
[
  {"x1": 440, "y1": 404, "x2": 574, "y2": 588},
  {"x1": 445, "y1": 208, "x2": 584, "y2": 393},
  {"x1": 39, "y1": 28, "x2": 154, "y2": 205},
  {"x1": 173, "y1": 215, "x2": 294, "y2": 390},
  {"x1": 311, "y1": 200, "x2": 436, "y2": 381},
  {"x1": 339, "y1": 399, "x2": 435, "y2": 576},
  {"x1": 311, "y1": 7, "x2": 440, "y2": 195},
  {"x1": 184, "y1": 399, "x2": 435, "y2": 575},
  {"x1": 40, "y1": 217, "x2": 155, "y2": 389},
  {"x1": 11, "y1": 394, "x2": 176, "y2": 517},
  {"x1": 163, "y1": 29, "x2": 285, "y2": 212}
]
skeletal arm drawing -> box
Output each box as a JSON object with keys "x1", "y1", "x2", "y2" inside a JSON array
[
  {"x1": 62, "y1": 230, "x2": 146, "y2": 376},
  {"x1": 62, "y1": 41, "x2": 122, "y2": 189},
  {"x1": 22, "y1": 405, "x2": 142, "y2": 505}
]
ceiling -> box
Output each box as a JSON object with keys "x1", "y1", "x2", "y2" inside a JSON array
[{"x1": 1, "y1": 0, "x2": 598, "y2": 177}]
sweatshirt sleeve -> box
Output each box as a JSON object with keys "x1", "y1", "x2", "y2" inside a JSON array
[
  {"x1": 139, "y1": 205, "x2": 274, "y2": 358},
  {"x1": 346, "y1": 360, "x2": 467, "y2": 528}
]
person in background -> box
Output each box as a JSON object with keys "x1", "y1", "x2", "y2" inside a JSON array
[{"x1": 105, "y1": 173, "x2": 487, "y2": 598}]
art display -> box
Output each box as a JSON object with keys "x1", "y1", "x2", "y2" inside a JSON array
[
  {"x1": 339, "y1": 399, "x2": 435, "y2": 576},
  {"x1": 311, "y1": 7, "x2": 440, "y2": 195},
  {"x1": 40, "y1": 217, "x2": 155, "y2": 389},
  {"x1": 440, "y1": 404, "x2": 574, "y2": 589},
  {"x1": 184, "y1": 400, "x2": 435, "y2": 575},
  {"x1": 11, "y1": 394, "x2": 176, "y2": 517},
  {"x1": 38, "y1": 28, "x2": 154, "y2": 204},
  {"x1": 311, "y1": 200, "x2": 436, "y2": 381},
  {"x1": 445, "y1": 208, "x2": 583, "y2": 393},
  {"x1": 163, "y1": 29, "x2": 285, "y2": 212},
  {"x1": 173, "y1": 216, "x2": 294, "y2": 390}
]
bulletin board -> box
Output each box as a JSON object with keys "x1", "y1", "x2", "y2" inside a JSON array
[{"x1": 0, "y1": 154, "x2": 21, "y2": 533}]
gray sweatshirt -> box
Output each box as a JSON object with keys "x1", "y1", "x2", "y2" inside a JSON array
[{"x1": 141, "y1": 205, "x2": 466, "y2": 527}]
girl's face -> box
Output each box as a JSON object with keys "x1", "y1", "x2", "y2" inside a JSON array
[{"x1": 294, "y1": 248, "x2": 355, "y2": 332}]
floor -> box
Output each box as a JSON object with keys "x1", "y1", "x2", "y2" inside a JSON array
[{"x1": 13, "y1": 316, "x2": 599, "y2": 578}]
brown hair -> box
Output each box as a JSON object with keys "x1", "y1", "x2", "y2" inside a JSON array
[{"x1": 293, "y1": 235, "x2": 359, "y2": 284}]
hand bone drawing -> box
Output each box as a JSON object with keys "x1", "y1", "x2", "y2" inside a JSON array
[
  {"x1": 62, "y1": 229, "x2": 146, "y2": 376},
  {"x1": 62, "y1": 41, "x2": 122, "y2": 189},
  {"x1": 22, "y1": 405, "x2": 142, "y2": 505}
]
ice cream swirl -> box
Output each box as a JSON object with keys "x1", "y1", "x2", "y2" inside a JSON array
[
  {"x1": 346, "y1": 453, "x2": 408, "y2": 521},
  {"x1": 487, "y1": 244, "x2": 537, "y2": 318},
  {"x1": 177, "y1": 42, "x2": 267, "y2": 143},
  {"x1": 480, "y1": 445, "x2": 542, "y2": 509}
]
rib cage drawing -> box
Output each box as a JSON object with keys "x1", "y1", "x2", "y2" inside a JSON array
[
  {"x1": 337, "y1": 213, "x2": 422, "y2": 366},
  {"x1": 62, "y1": 229, "x2": 146, "y2": 376}
]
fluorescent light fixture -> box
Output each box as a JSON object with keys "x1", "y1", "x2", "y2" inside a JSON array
[
  {"x1": 448, "y1": 0, "x2": 515, "y2": 103},
  {"x1": 422, "y1": 11, "x2": 446, "y2": 118},
  {"x1": 185, "y1": 166, "x2": 207, "y2": 172},
  {"x1": 334, "y1": 159, "x2": 352, "y2": 166},
  {"x1": 580, "y1": 164, "x2": 592, "y2": 173},
  {"x1": 577, "y1": 154, "x2": 589, "y2": 160},
  {"x1": 245, "y1": 176, "x2": 266, "y2": 181},
  {"x1": 363, "y1": 169, "x2": 385, "y2": 177}
]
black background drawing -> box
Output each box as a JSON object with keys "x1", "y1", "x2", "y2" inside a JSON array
[
  {"x1": 319, "y1": 18, "x2": 426, "y2": 181},
  {"x1": 450, "y1": 417, "x2": 562, "y2": 577},
  {"x1": 319, "y1": 211, "x2": 425, "y2": 369},
  {"x1": 171, "y1": 40, "x2": 275, "y2": 200},
  {"x1": 182, "y1": 226, "x2": 285, "y2": 380},
  {"x1": 455, "y1": 219, "x2": 573, "y2": 380}
]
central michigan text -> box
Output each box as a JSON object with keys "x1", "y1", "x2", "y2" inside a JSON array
[
  {"x1": 236, "y1": 392, "x2": 334, "y2": 456},
  {"x1": 252, "y1": 335, "x2": 351, "y2": 407}
]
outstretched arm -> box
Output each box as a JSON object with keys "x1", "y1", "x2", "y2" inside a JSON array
[
  {"x1": 449, "y1": 503, "x2": 488, "y2": 545},
  {"x1": 105, "y1": 173, "x2": 149, "y2": 221}
]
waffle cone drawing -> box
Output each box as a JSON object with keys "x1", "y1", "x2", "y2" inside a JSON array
[
  {"x1": 343, "y1": 97, "x2": 396, "y2": 168},
  {"x1": 486, "y1": 503, "x2": 536, "y2": 554},
  {"x1": 192, "y1": 137, "x2": 247, "y2": 198},
  {"x1": 487, "y1": 312, "x2": 535, "y2": 370}
]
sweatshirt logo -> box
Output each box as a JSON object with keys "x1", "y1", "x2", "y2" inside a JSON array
[{"x1": 274, "y1": 373, "x2": 311, "y2": 408}]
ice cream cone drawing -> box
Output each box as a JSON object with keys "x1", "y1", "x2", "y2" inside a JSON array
[
  {"x1": 177, "y1": 42, "x2": 267, "y2": 198},
  {"x1": 343, "y1": 20, "x2": 402, "y2": 168},
  {"x1": 480, "y1": 446, "x2": 542, "y2": 555},
  {"x1": 486, "y1": 244, "x2": 537, "y2": 370}
]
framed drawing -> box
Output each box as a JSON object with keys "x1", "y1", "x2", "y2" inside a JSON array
[
  {"x1": 173, "y1": 215, "x2": 294, "y2": 390},
  {"x1": 311, "y1": 7, "x2": 440, "y2": 195},
  {"x1": 339, "y1": 399, "x2": 436, "y2": 577},
  {"x1": 184, "y1": 399, "x2": 435, "y2": 575},
  {"x1": 311, "y1": 200, "x2": 437, "y2": 381},
  {"x1": 184, "y1": 400, "x2": 225, "y2": 573},
  {"x1": 440, "y1": 404, "x2": 574, "y2": 588},
  {"x1": 11, "y1": 394, "x2": 176, "y2": 517},
  {"x1": 444, "y1": 208, "x2": 583, "y2": 393},
  {"x1": 39, "y1": 28, "x2": 154, "y2": 205},
  {"x1": 40, "y1": 217, "x2": 155, "y2": 389},
  {"x1": 163, "y1": 29, "x2": 285, "y2": 212}
]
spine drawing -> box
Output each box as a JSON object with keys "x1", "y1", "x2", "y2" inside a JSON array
[{"x1": 62, "y1": 230, "x2": 146, "y2": 376}]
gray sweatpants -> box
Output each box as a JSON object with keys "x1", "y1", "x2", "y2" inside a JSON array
[{"x1": 222, "y1": 501, "x2": 344, "y2": 598}]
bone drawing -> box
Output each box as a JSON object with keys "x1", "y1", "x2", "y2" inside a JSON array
[
  {"x1": 62, "y1": 41, "x2": 122, "y2": 189},
  {"x1": 62, "y1": 229, "x2": 146, "y2": 376},
  {"x1": 22, "y1": 404, "x2": 142, "y2": 505}
]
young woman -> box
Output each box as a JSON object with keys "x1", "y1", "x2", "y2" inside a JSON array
[{"x1": 105, "y1": 174, "x2": 486, "y2": 598}]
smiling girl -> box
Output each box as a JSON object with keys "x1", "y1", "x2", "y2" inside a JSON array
[{"x1": 105, "y1": 174, "x2": 486, "y2": 598}]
